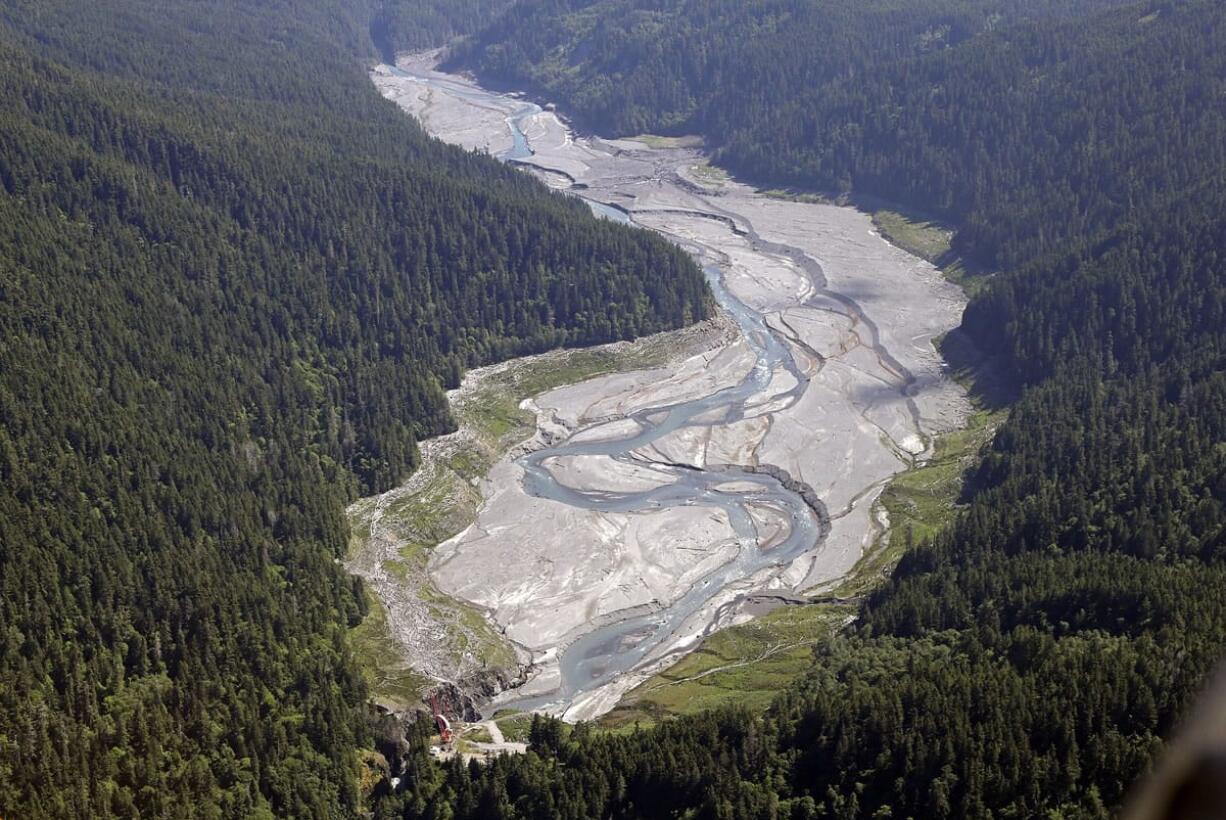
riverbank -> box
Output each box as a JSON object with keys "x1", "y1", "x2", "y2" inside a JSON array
[
  {"x1": 599, "y1": 402, "x2": 1004, "y2": 728},
  {"x1": 598, "y1": 201, "x2": 1009, "y2": 728},
  {"x1": 362, "y1": 52, "x2": 974, "y2": 721},
  {"x1": 345, "y1": 311, "x2": 736, "y2": 708}
]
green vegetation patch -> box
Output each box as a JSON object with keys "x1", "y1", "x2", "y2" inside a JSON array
[
  {"x1": 600, "y1": 401, "x2": 1003, "y2": 729},
  {"x1": 628, "y1": 133, "x2": 703, "y2": 149},
  {"x1": 459, "y1": 347, "x2": 657, "y2": 448},
  {"x1": 493, "y1": 711, "x2": 535, "y2": 743},
  {"x1": 348, "y1": 467, "x2": 512, "y2": 700},
  {"x1": 761, "y1": 188, "x2": 834, "y2": 205},
  {"x1": 871, "y1": 208, "x2": 991, "y2": 296},
  {"x1": 347, "y1": 595, "x2": 434, "y2": 712},
  {"x1": 688, "y1": 162, "x2": 730, "y2": 187},
  {"x1": 600, "y1": 604, "x2": 851, "y2": 729},
  {"x1": 834, "y1": 407, "x2": 1004, "y2": 599},
  {"x1": 871, "y1": 209, "x2": 953, "y2": 264},
  {"x1": 465, "y1": 726, "x2": 494, "y2": 744}
]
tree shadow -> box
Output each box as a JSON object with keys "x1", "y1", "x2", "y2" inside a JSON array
[{"x1": 939, "y1": 327, "x2": 1019, "y2": 411}]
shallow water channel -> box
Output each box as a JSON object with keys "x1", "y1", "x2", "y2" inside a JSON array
[{"x1": 391, "y1": 66, "x2": 831, "y2": 711}]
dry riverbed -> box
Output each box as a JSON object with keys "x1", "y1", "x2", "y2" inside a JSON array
[
  {"x1": 357, "y1": 53, "x2": 973, "y2": 720},
  {"x1": 345, "y1": 309, "x2": 735, "y2": 706}
]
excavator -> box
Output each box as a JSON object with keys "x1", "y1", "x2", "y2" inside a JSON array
[{"x1": 428, "y1": 694, "x2": 453, "y2": 748}]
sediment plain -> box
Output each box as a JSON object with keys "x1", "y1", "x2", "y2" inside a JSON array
[{"x1": 363, "y1": 54, "x2": 972, "y2": 720}]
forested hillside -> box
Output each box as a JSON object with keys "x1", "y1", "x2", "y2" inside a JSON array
[
  {"x1": 451, "y1": 0, "x2": 1223, "y2": 269},
  {"x1": 7, "y1": 0, "x2": 1225, "y2": 814},
  {"x1": 0, "y1": 0, "x2": 707, "y2": 816},
  {"x1": 365, "y1": 1, "x2": 1226, "y2": 816},
  {"x1": 371, "y1": 0, "x2": 516, "y2": 59}
]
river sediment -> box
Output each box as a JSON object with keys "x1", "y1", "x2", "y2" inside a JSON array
[{"x1": 366, "y1": 53, "x2": 971, "y2": 720}]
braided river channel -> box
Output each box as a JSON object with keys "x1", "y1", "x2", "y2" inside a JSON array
[{"x1": 371, "y1": 57, "x2": 971, "y2": 718}]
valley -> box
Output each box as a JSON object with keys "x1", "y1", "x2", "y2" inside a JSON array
[
  {"x1": 355, "y1": 52, "x2": 972, "y2": 720},
  {"x1": 9, "y1": 1, "x2": 1224, "y2": 816}
]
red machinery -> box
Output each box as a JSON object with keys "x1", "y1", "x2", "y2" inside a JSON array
[{"x1": 428, "y1": 694, "x2": 453, "y2": 746}]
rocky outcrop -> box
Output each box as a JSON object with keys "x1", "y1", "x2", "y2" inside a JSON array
[
  {"x1": 369, "y1": 704, "x2": 425, "y2": 781},
  {"x1": 422, "y1": 663, "x2": 535, "y2": 722}
]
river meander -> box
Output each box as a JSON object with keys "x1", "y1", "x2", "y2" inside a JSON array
[{"x1": 371, "y1": 57, "x2": 971, "y2": 719}]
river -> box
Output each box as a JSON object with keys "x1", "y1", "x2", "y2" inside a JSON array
[{"x1": 373, "y1": 59, "x2": 971, "y2": 719}]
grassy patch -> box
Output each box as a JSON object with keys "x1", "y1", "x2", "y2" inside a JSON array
[
  {"x1": 628, "y1": 133, "x2": 703, "y2": 149},
  {"x1": 599, "y1": 604, "x2": 852, "y2": 730},
  {"x1": 688, "y1": 162, "x2": 730, "y2": 187},
  {"x1": 465, "y1": 726, "x2": 494, "y2": 744},
  {"x1": 494, "y1": 712, "x2": 535, "y2": 744},
  {"x1": 871, "y1": 209, "x2": 953, "y2": 263},
  {"x1": 870, "y1": 208, "x2": 991, "y2": 297},
  {"x1": 762, "y1": 189, "x2": 833, "y2": 205},
  {"x1": 466, "y1": 361, "x2": 590, "y2": 444},
  {"x1": 457, "y1": 343, "x2": 674, "y2": 451},
  {"x1": 382, "y1": 471, "x2": 477, "y2": 563},
  {"x1": 833, "y1": 407, "x2": 1004, "y2": 599},
  {"x1": 348, "y1": 593, "x2": 434, "y2": 710}
]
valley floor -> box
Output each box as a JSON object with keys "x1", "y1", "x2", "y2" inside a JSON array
[{"x1": 354, "y1": 53, "x2": 975, "y2": 721}]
